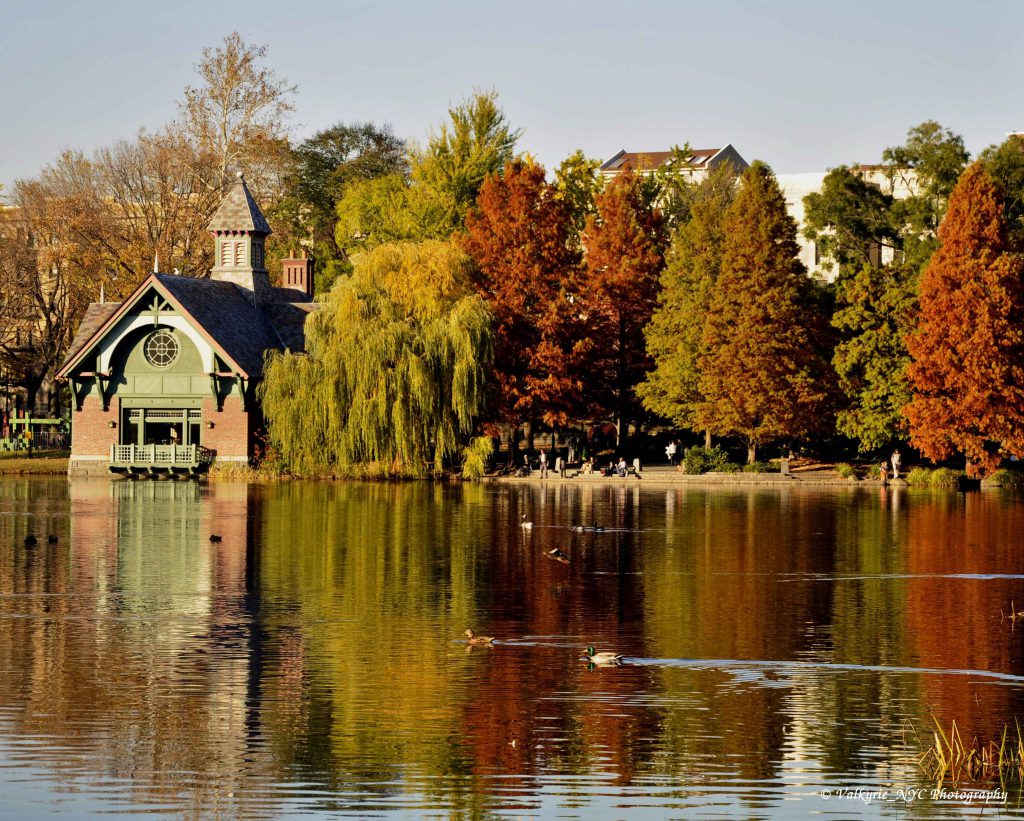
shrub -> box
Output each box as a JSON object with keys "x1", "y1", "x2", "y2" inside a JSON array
[
  {"x1": 719, "y1": 461, "x2": 741, "y2": 473},
  {"x1": 929, "y1": 467, "x2": 964, "y2": 488},
  {"x1": 906, "y1": 467, "x2": 933, "y2": 486},
  {"x1": 835, "y1": 463, "x2": 858, "y2": 480},
  {"x1": 683, "y1": 446, "x2": 732, "y2": 474},
  {"x1": 742, "y1": 461, "x2": 773, "y2": 473},
  {"x1": 864, "y1": 463, "x2": 881, "y2": 479},
  {"x1": 986, "y1": 468, "x2": 1024, "y2": 489}
]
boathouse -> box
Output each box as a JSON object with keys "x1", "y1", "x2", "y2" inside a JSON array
[{"x1": 56, "y1": 174, "x2": 318, "y2": 477}]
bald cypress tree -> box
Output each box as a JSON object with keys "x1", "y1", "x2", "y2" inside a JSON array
[
  {"x1": 638, "y1": 163, "x2": 737, "y2": 439},
  {"x1": 905, "y1": 163, "x2": 1024, "y2": 476},
  {"x1": 696, "y1": 162, "x2": 835, "y2": 463},
  {"x1": 582, "y1": 170, "x2": 667, "y2": 444}
]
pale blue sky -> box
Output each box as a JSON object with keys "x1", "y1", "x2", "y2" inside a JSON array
[{"x1": 2, "y1": 0, "x2": 1022, "y2": 190}]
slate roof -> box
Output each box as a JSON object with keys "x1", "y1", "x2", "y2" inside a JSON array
[
  {"x1": 63, "y1": 302, "x2": 120, "y2": 370},
  {"x1": 262, "y1": 300, "x2": 320, "y2": 354},
  {"x1": 156, "y1": 275, "x2": 282, "y2": 376},
  {"x1": 206, "y1": 174, "x2": 272, "y2": 235}
]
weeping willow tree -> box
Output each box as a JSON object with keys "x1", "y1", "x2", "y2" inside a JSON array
[{"x1": 259, "y1": 240, "x2": 492, "y2": 476}]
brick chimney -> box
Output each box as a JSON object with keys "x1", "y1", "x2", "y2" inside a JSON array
[{"x1": 281, "y1": 251, "x2": 314, "y2": 300}]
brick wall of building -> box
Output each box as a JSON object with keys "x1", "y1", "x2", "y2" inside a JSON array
[
  {"x1": 71, "y1": 394, "x2": 119, "y2": 456},
  {"x1": 201, "y1": 395, "x2": 250, "y2": 462}
]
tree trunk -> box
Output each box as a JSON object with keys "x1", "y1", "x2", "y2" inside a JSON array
[
  {"x1": 747, "y1": 444, "x2": 756, "y2": 464},
  {"x1": 704, "y1": 429, "x2": 711, "y2": 449},
  {"x1": 616, "y1": 312, "x2": 627, "y2": 449},
  {"x1": 506, "y1": 423, "x2": 518, "y2": 466}
]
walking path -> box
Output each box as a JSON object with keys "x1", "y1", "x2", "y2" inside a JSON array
[{"x1": 487, "y1": 464, "x2": 893, "y2": 488}]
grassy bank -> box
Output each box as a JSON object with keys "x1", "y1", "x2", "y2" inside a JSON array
[{"x1": 0, "y1": 450, "x2": 71, "y2": 474}]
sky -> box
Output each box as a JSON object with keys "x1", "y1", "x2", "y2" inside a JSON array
[{"x1": 2, "y1": 0, "x2": 1023, "y2": 191}]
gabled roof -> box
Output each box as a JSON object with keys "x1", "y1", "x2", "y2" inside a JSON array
[
  {"x1": 57, "y1": 273, "x2": 286, "y2": 380},
  {"x1": 206, "y1": 173, "x2": 272, "y2": 235},
  {"x1": 600, "y1": 147, "x2": 725, "y2": 173}
]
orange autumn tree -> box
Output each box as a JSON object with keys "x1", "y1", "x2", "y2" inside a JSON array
[
  {"x1": 582, "y1": 170, "x2": 667, "y2": 445},
  {"x1": 904, "y1": 162, "x2": 1024, "y2": 476},
  {"x1": 697, "y1": 162, "x2": 835, "y2": 464},
  {"x1": 463, "y1": 159, "x2": 584, "y2": 452}
]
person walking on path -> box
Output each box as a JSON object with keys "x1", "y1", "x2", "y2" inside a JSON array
[
  {"x1": 666, "y1": 440, "x2": 677, "y2": 467},
  {"x1": 539, "y1": 449, "x2": 548, "y2": 479},
  {"x1": 891, "y1": 450, "x2": 901, "y2": 479}
]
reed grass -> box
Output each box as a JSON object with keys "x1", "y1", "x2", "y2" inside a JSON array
[{"x1": 909, "y1": 716, "x2": 1024, "y2": 785}]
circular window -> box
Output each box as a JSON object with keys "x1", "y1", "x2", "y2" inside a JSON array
[{"x1": 144, "y1": 330, "x2": 180, "y2": 368}]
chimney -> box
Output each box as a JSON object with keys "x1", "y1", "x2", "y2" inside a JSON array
[{"x1": 281, "y1": 251, "x2": 315, "y2": 300}]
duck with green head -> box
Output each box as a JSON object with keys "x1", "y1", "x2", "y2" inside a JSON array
[{"x1": 582, "y1": 646, "x2": 623, "y2": 666}]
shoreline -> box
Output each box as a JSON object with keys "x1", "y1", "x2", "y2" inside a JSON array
[{"x1": 485, "y1": 468, "x2": 889, "y2": 488}]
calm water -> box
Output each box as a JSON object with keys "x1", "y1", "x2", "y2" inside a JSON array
[{"x1": 1, "y1": 478, "x2": 1024, "y2": 819}]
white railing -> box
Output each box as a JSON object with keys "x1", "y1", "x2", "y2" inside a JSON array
[{"x1": 110, "y1": 444, "x2": 215, "y2": 467}]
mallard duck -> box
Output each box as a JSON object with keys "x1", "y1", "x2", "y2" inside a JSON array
[
  {"x1": 587, "y1": 521, "x2": 604, "y2": 533},
  {"x1": 47, "y1": 535, "x2": 58, "y2": 544},
  {"x1": 465, "y1": 629, "x2": 495, "y2": 646},
  {"x1": 209, "y1": 534, "x2": 223, "y2": 543},
  {"x1": 547, "y1": 548, "x2": 570, "y2": 565},
  {"x1": 520, "y1": 514, "x2": 533, "y2": 529},
  {"x1": 571, "y1": 524, "x2": 585, "y2": 533},
  {"x1": 23, "y1": 535, "x2": 37, "y2": 548},
  {"x1": 582, "y1": 645, "x2": 623, "y2": 666}
]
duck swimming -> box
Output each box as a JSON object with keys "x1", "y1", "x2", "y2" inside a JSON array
[
  {"x1": 547, "y1": 548, "x2": 570, "y2": 565},
  {"x1": 582, "y1": 645, "x2": 623, "y2": 666},
  {"x1": 520, "y1": 514, "x2": 533, "y2": 529},
  {"x1": 465, "y1": 629, "x2": 495, "y2": 646}
]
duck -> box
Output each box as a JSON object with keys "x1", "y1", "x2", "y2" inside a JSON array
[
  {"x1": 587, "y1": 521, "x2": 604, "y2": 533},
  {"x1": 582, "y1": 645, "x2": 623, "y2": 666},
  {"x1": 571, "y1": 524, "x2": 585, "y2": 533},
  {"x1": 23, "y1": 535, "x2": 37, "y2": 548},
  {"x1": 209, "y1": 534, "x2": 223, "y2": 543},
  {"x1": 464, "y1": 628, "x2": 495, "y2": 646},
  {"x1": 47, "y1": 535, "x2": 58, "y2": 544},
  {"x1": 547, "y1": 547, "x2": 570, "y2": 565},
  {"x1": 520, "y1": 514, "x2": 533, "y2": 530}
]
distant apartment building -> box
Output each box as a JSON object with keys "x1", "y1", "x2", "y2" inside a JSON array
[
  {"x1": 599, "y1": 145, "x2": 749, "y2": 182},
  {"x1": 777, "y1": 165, "x2": 917, "y2": 283},
  {"x1": 600, "y1": 144, "x2": 917, "y2": 285}
]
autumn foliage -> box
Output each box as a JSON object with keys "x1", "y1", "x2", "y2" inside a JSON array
[
  {"x1": 582, "y1": 170, "x2": 667, "y2": 442},
  {"x1": 905, "y1": 163, "x2": 1024, "y2": 476},
  {"x1": 463, "y1": 159, "x2": 583, "y2": 427},
  {"x1": 696, "y1": 163, "x2": 835, "y2": 462}
]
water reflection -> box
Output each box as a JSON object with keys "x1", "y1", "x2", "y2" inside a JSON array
[{"x1": 0, "y1": 478, "x2": 1023, "y2": 818}]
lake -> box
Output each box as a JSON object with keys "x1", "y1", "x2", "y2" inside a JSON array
[{"x1": 1, "y1": 477, "x2": 1023, "y2": 819}]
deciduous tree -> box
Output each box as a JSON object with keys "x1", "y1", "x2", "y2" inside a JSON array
[
  {"x1": 259, "y1": 241, "x2": 491, "y2": 476},
  {"x1": 696, "y1": 162, "x2": 835, "y2": 463},
  {"x1": 904, "y1": 163, "x2": 1024, "y2": 476},
  {"x1": 333, "y1": 92, "x2": 520, "y2": 249},
  {"x1": 803, "y1": 165, "x2": 899, "y2": 274},
  {"x1": 582, "y1": 170, "x2": 667, "y2": 444},
  {"x1": 831, "y1": 263, "x2": 918, "y2": 451},
  {"x1": 179, "y1": 32, "x2": 296, "y2": 191}
]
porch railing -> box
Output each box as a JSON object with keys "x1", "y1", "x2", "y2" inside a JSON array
[{"x1": 110, "y1": 444, "x2": 215, "y2": 468}]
